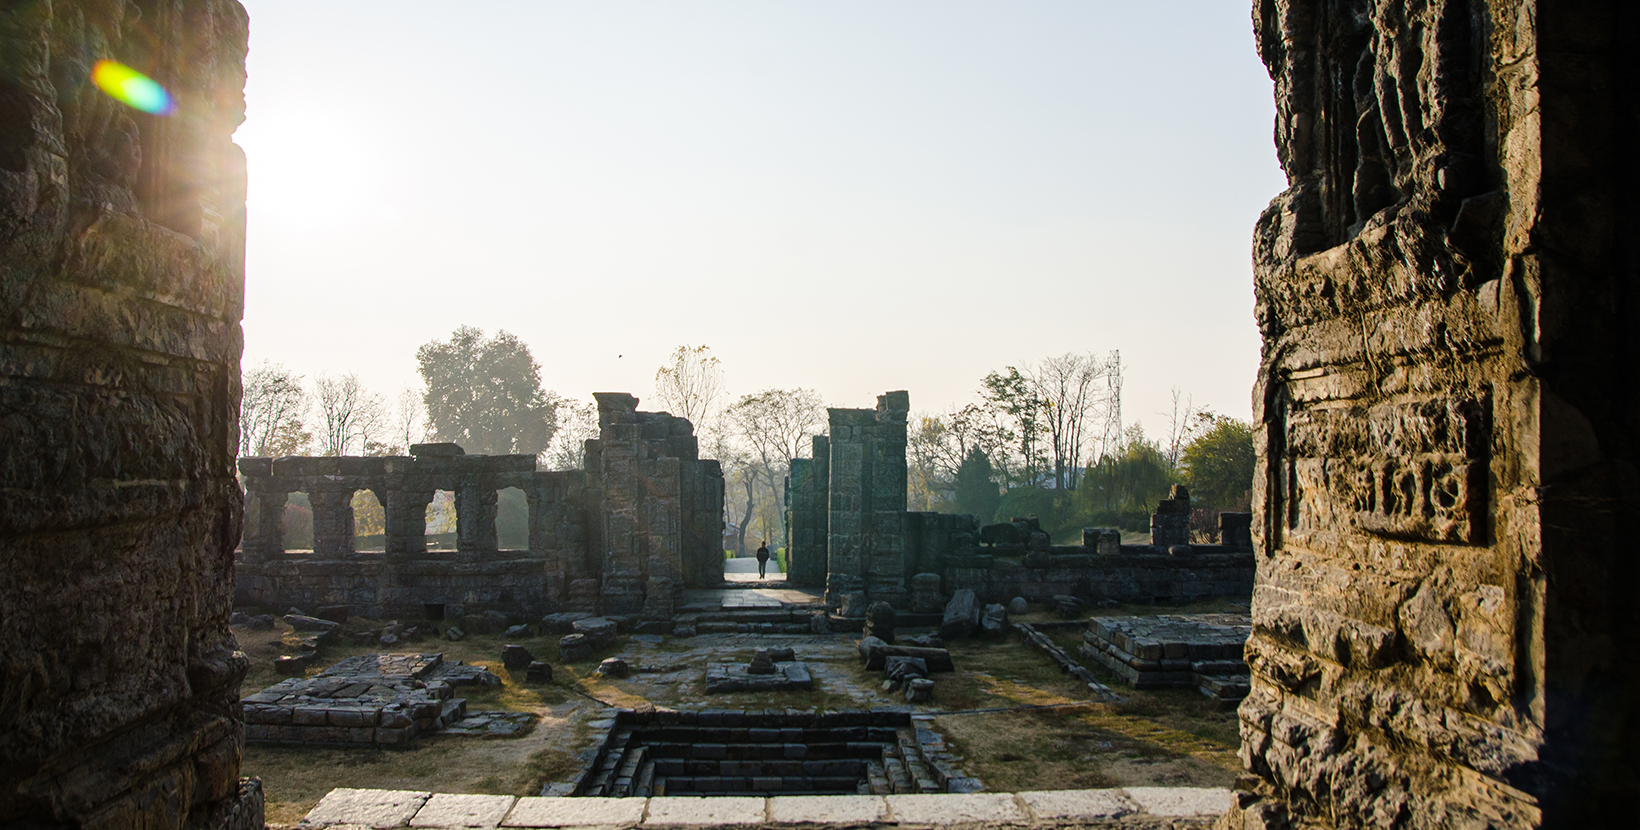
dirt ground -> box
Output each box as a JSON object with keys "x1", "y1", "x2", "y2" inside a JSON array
[{"x1": 235, "y1": 598, "x2": 1246, "y2": 825}]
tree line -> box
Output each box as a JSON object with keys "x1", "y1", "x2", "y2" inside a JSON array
[{"x1": 242, "y1": 331, "x2": 1254, "y2": 553}]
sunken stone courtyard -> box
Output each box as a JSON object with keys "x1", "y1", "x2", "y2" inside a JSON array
[{"x1": 3, "y1": 2, "x2": 1638, "y2": 830}]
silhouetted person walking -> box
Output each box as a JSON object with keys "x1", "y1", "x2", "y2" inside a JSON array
[{"x1": 756, "y1": 541, "x2": 770, "y2": 579}]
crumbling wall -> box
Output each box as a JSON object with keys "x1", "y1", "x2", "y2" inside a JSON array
[
  {"x1": 0, "y1": 0, "x2": 262, "y2": 826},
  {"x1": 784, "y1": 435, "x2": 830, "y2": 588},
  {"x1": 1236, "y1": 1, "x2": 1639, "y2": 827},
  {"x1": 825, "y1": 391, "x2": 911, "y2": 606}
]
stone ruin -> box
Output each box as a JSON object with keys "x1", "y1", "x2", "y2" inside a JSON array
[
  {"x1": 234, "y1": 392, "x2": 724, "y2": 622},
  {"x1": 4, "y1": 1, "x2": 1638, "y2": 827},
  {"x1": 785, "y1": 395, "x2": 1257, "y2": 618}
]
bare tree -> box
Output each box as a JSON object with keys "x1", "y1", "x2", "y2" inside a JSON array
[
  {"x1": 723, "y1": 388, "x2": 826, "y2": 548},
  {"x1": 240, "y1": 360, "x2": 311, "y2": 456},
  {"x1": 543, "y1": 398, "x2": 599, "y2": 470},
  {"x1": 1160, "y1": 386, "x2": 1202, "y2": 469},
  {"x1": 391, "y1": 387, "x2": 426, "y2": 455},
  {"x1": 653, "y1": 344, "x2": 726, "y2": 441},
  {"x1": 314, "y1": 371, "x2": 387, "y2": 456},
  {"x1": 1029, "y1": 351, "x2": 1112, "y2": 491}
]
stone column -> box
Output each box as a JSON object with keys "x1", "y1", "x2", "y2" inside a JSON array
[
  {"x1": 384, "y1": 489, "x2": 432, "y2": 560},
  {"x1": 310, "y1": 488, "x2": 356, "y2": 559},
  {"x1": 455, "y1": 485, "x2": 497, "y2": 563}
]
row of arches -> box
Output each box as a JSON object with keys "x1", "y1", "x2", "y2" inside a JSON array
[{"x1": 269, "y1": 486, "x2": 531, "y2": 554}]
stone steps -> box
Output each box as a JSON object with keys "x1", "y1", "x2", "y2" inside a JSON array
[{"x1": 562, "y1": 709, "x2": 976, "y2": 799}]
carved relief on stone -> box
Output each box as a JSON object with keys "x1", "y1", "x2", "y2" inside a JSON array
[{"x1": 1283, "y1": 396, "x2": 1488, "y2": 544}]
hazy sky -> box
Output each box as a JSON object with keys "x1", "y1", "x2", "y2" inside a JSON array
[{"x1": 235, "y1": 1, "x2": 1284, "y2": 437}]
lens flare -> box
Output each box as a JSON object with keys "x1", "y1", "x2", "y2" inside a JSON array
[{"x1": 90, "y1": 60, "x2": 175, "y2": 115}]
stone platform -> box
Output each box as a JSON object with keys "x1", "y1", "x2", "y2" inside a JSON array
[
  {"x1": 243, "y1": 652, "x2": 513, "y2": 745},
  {"x1": 298, "y1": 787, "x2": 1234, "y2": 828},
  {"x1": 1077, "y1": 615, "x2": 1250, "y2": 700},
  {"x1": 704, "y1": 662, "x2": 815, "y2": 693}
]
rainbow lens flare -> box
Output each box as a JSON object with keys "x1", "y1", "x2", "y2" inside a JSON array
[{"x1": 90, "y1": 60, "x2": 175, "y2": 115}]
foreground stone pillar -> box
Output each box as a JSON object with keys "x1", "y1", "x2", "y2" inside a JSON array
[
  {"x1": 0, "y1": 2, "x2": 261, "y2": 826},
  {"x1": 1233, "y1": 2, "x2": 1639, "y2": 827}
]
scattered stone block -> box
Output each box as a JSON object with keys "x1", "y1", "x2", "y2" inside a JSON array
[
  {"x1": 317, "y1": 605, "x2": 350, "y2": 624},
  {"x1": 861, "y1": 644, "x2": 954, "y2": 673},
  {"x1": 558, "y1": 634, "x2": 593, "y2": 663},
  {"x1": 502, "y1": 645, "x2": 535, "y2": 671},
  {"x1": 910, "y1": 572, "x2": 944, "y2": 614},
  {"x1": 540, "y1": 612, "x2": 594, "y2": 634},
  {"x1": 525, "y1": 662, "x2": 553, "y2": 683},
  {"x1": 284, "y1": 614, "x2": 340, "y2": 633},
  {"x1": 940, "y1": 589, "x2": 978, "y2": 640},
  {"x1": 905, "y1": 677, "x2": 935, "y2": 703},
  {"x1": 863, "y1": 601, "x2": 897, "y2": 643},
  {"x1": 980, "y1": 603, "x2": 1007, "y2": 635},
  {"x1": 595, "y1": 657, "x2": 629, "y2": 678},
  {"x1": 572, "y1": 617, "x2": 617, "y2": 649},
  {"x1": 1053, "y1": 594, "x2": 1085, "y2": 619},
  {"x1": 247, "y1": 614, "x2": 276, "y2": 630},
  {"x1": 504, "y1": 624, "x2": 533, "y2": 638},
  {"x1": 885, "y1": 656, "x2": 928, "y2": 682},
  {"x1": 747, "y1": 650, "x2": 777, "y2": 675},
  {"x1": 1007, "y1": 597, "x2": 1029, "y2": 615},
  {"x1": 765, "y1": 646, "x2": 795, "y2": 662},
  {"x1": 903, "y1": 633, "x2": 944, "y2": 649},
  {"x1": 229, "y1": 611, "x2": 249, "y2": 625},
  {"x1": 274, "y1": 652, "x2": 315, "y2": 675},
  {"x1": 445, "y1": 626, "x2": 466, "y2": 642}
]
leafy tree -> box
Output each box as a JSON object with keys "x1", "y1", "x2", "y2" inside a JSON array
[
  {"x1": 1180, "y1": 415, "x2": 1256, "y2": 511},
  {"x1": 240, "y1": 360, "x2": 312, "y2": 456},
  {"x1": 980, "y1": 367, "x2": 1046, "y2": 486},
  {"x1": 953, "y1": 446, "x2": 1003, "y2": 521},
  {"x1": 1076, "y1": 423, "x2": 1176, "y2": 518},
  {"x1": 417, "y1": 326, "x2": 559, "y2": 456}
]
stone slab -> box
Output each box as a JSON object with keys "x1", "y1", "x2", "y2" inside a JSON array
[
  {"x1": 884, "y1": 793, "x2": 1027, "y2": 825},
  {"x1": 411, "y1": 793, "x2": 518, "y2": 828},
  {"x1": 503, "y1": 797, "x2": 647, "y2": 828},
  {"x1": 1122, "y1": 787, "x2": 1234, "y2": 817},
  {"x1": 1017, "y1": 789, "x2": 1138, "y2": 820},
  {"x1": 643, "y1": 796, "x2": 766, "y2": 826},
  {"x1": 301, "y1": 788, "x2": 431, "y2": 828},
  {"x1": 767, "y1": 795, "x2": 889, "y2": 824}
]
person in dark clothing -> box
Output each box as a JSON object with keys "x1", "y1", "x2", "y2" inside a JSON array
[{"x1": 756, "y1": 541, "x2": 770, "y2": 579}]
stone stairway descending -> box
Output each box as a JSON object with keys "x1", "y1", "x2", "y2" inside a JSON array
[{"x1": 564, "y1": 710, "x2": 974, "y2": 798}]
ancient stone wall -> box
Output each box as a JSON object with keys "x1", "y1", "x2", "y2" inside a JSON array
[
  {"x1": 236, "y1": 396, "x2": 722, "y2": 620},
  {"x1": 0, "y1": 1, "x2": 261, "y2": 826},
  {"x1": 825, "y1": 391, "x2": 911, "y2": 606},
  {"x1": 784, "y1": 434, "x2": 831, "y2": 588},
  {"x1": 1236, "y1": 1, "x2": 1639, "y2": 826}
]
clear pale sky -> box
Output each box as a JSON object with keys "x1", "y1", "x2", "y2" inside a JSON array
[{"x1": 235, "y1": 1, "x2": 1284, "y2": 436}]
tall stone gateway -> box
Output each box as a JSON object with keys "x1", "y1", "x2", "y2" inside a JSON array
[
  {"x1": 1233, "y1": 2, "x2": 1638, "y2": 827},
  {"x1": 0, "y1": 1, "x2": 263, "y2": 827},
  {"x1": 825, "y1": 392, "x2": 911, "y2": 607}
]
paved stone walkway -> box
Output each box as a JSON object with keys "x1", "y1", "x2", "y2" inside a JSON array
[
  {"x1": 723, "y1": 556, "x2": 784, "y2": 584},
  {"x1": 298, "y1": 787, "x2": 1233, "y2": 828}
]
